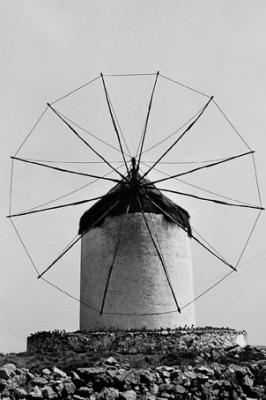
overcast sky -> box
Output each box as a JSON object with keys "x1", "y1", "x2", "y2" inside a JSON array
[{"x1": 1, "y1": 0, "x2": 266, "y2": 353}]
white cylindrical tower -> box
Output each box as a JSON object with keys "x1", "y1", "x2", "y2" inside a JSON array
[
  {"x1": 80, "y1": 211, "x2": 195, "y2": 330},
  {"x1": 79, "y1": 166, "x2": 195, "y2": 330}
]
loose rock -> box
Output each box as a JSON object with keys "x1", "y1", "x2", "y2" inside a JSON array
[{"x1": 119, "y1": 389, "x2": 137, "y2": 400}]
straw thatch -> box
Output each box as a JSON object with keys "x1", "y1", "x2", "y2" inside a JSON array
[{"x1": 79, "y1": 174, "x2": 191, "y2": 237}]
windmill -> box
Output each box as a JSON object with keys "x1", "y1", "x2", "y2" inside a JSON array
[{"x1": 8, "y1": 72, "x2": 264, "y2": 330}]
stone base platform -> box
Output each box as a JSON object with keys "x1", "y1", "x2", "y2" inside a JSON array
[{"x1": 27, "y1": 327, "x2": 246, "y2": 355}]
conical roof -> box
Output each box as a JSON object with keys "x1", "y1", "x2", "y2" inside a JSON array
[{"x1": 79, "y1": 172, "x2": 191, "y2": 237}]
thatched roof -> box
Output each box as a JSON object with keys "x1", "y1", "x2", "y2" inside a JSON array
[{"x1": 79, "y1": 174, "x2": 191, "y2": 237}]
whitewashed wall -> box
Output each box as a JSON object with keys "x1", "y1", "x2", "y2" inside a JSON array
[{"x1": 80, "y1": 212, "x2": 195, "y2": 330}]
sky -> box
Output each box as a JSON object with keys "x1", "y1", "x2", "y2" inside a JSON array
[{"x1": 1, "y1": 0, "x2": 266, "y2": 353}]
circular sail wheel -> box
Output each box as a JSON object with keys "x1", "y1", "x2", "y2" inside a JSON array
[{"x1": 8, "y1": 72, "x2": 264, "y2": 316}]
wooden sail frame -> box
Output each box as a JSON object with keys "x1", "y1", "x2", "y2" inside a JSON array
[{"x1": 8, "y1": 71, "x2": 264, "y2": 316}]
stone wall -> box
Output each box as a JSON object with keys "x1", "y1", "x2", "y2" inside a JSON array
[{"x1": 27, "y1": 327, "x2": 244, "y2": 355}]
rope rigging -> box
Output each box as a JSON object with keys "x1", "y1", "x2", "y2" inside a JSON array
[
  {"x1": 50, "y1": 75, "x2": 100, "y2": 105},
  {"x1": 160, "y1": 73, "x2": 211, "y2": 99},
  {"x1": 15, "y1": 107, "x2": 48, "y2": 157}
]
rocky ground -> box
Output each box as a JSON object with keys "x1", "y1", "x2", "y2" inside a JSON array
[{"x1": 1, "y1": 343, "x2": 266, "y2": 400}]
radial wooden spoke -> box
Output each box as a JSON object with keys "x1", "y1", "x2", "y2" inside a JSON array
[
  {"x1": 140, "y1": 96, "x2": 213, "y2": 181},
  {"x1": 136, "y1": 71, "x2": 160, "y2": 171},
  {"x1": 55, "y1": 109, "x2": 130, "y2": 157},
  {"x1": 37, "y1": 235, "x2": 83, "y2": 280},
  {"x1": 7, "y1": 195, "x2": 106, "y2": 218},
  {"x1": 153, "y1": 187, "x2": 264, "y2": 211},
  {"x1": 100, "y1": 73, "x2": 130, "y2": 175},
  {"x1": 12, "y1": 156, "x2": 121, "y2": 183},
  {"x1": 47, "y1": 103, "x2": 128, "y2": 181},
  {"x1": 141, "y1": 104, "x2": 207, "y2": 156},
  {"x1": 37, "y1": 200, "x2": 120, "y2": 279},
  {"x1": 140, "y1": 190, "x2": 236, "y2": 272},
  {"x1": 137, "y1": 195, "x2": 181, "y2": 312},
  {"x1": 140, "y1": 160, "x2": 257, "y2": 207},
  {"x1": 19, "y1": 162, "x2": 125, "y2": 215},
  {"x1": 108, "y1": 91, "x2": 132, "y2": 157},
  {"x1": 142, "y1": 150, "x2": 254, "y2": 186},
  {"x1": 100, "y1": 203, "x2": 131, "y2": 315}
]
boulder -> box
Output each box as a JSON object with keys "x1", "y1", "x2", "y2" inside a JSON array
[
  {"x1": 104, "y1": 357, "x2": 118, "y2": 365},
  {"x1": 119, "y1": 390, "x2": 137, "y2": 400},
  {"x1": 33, "y1": 377, "x2": 48, "y2": 387},
  {"x1": 0, "y1": 364, "x2": 16, "y2": 380},
  {"x1": 123, "y1": 370, "x2": 140, "y2": 387},
  {"x1": 28, "y1": 385, "x2": 43, "y2": 399},
  {"x1": 14, "y1": 387, "x2": 28, "y2": 398},
  {"x1": 138, "y1": 369, "x2": 155, "y2": 385},
  {"x1": 53, "y1": 367, "x2": 67, "y2": 378},
  {"x1": 99, "y1": 387, "x2": 119, "y2": 400},
  {"x1": 52, "y1": 381, "x2": 64, "y2": 396},
  {"x1": 175, "y1": 384, "x2": 187, "y2": 395},
  {"x1": 62, "y1": 381, "x2": 76, "y2": 396},
  {"x1": 42, "y1": 369, "x2": 51, "y2": 376},
  {"x1": 77, "y1": 386, "x2": 93, "y2": 397},
  {"x1": 159, "y1": 383, "x2": 176, "y2": 393},
  {"x1": 42, "y1": 386, "x2": 57, "y2": 399},
  {"x1": 78, "y1": 367, "x2": 105, "y2": 379},
  {"x1": 0, "y1": 369, "x2": 11, "y2": 381}
]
